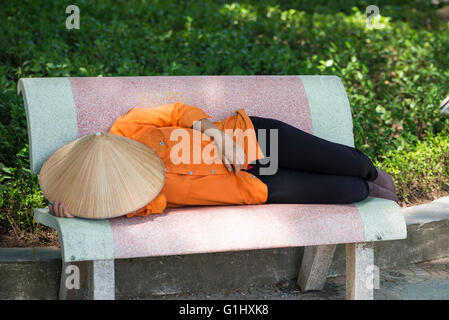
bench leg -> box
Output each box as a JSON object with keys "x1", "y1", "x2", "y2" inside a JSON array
[
  {"x1": 59, "y1": 261, "x2": 88, "y2": 300},
  {"x1": 346, "y1": 242, "x2": 374, "y2": 300},
  {"x1": 297, "y1": 244, "x2": 337, "y2": 292},
  {"x1": 59, "y1": 261, "x2": 71, "y2": 300},
  {"x1": 88, "y1": 259, "x2": 115, "y2": 300}
]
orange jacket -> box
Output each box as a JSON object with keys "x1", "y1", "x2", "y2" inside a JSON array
[{"x1": 109, "y1": 102, "x2": 268, "y2": 217}]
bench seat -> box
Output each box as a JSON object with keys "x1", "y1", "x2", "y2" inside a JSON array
[{"x1": 36, "y1": 197, "x2": 405, "y2": 262}]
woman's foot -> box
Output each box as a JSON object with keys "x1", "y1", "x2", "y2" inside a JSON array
[
  {"x1": 373, "y1": 167, "x2": 396, "y2": 194},
  {"x1": 367, "y1": 181, "x2": 399, "y2": 203}
]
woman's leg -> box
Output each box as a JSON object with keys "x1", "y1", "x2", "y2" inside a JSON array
[
  {"x1": 249, "y1": 116, "x2": 378, "y2": 181},
  {"x1": 246, "y1": 166, "x2": 369, "y2": 204}
]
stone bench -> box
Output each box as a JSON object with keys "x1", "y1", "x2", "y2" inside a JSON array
[{"x1": 18, "y1": 75, "x2": 407, "y2": 300}]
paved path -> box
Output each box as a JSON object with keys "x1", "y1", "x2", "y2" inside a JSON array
[
  {"x1": 151, "y1": 257, "x2": 449, "y2": 300},
  {"x1": 403, "y1": 196, "x2": 449, "y2": 225}
]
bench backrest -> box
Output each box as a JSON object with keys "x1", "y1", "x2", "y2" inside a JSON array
[{"x1": 18, "y1": 76, "x2": 354, "y2": 175}]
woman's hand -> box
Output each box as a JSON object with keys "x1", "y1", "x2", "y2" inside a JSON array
[
  {"x1": 193, "y1": 118, "x2": 247, "y2": 174},
  {"x1": 49, "y1": 202, "x2": 74, "y2": 218},
  {"x1": 214, "y1": 133, "x2": 247, "y2": 174}
]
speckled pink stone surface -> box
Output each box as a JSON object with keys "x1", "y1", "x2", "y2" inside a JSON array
[
  {"x1": 69, "y1": 76, "x2": 312, "y2": 137},
  {"x1": 70, "y1": 76, "x2": 365, "y2": 258},
  {"x1": 109, "y1": 203, "x2": 364, "y2": 258}
]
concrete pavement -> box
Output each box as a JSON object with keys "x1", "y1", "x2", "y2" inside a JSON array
[{"x1": 150, "y1": 257, "x2": 449, "y2": 300}]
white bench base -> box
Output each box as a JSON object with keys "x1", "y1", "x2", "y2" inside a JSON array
[
  {"x1": 346, "y1": 242, "x2": 375, "y2": 300},
  {"x1": 58, "y1": 243, "x2": 376, "y2": 300},
  {"x1": 297, "y1": 244, "x2": 337, "y2": 291},
  {"x1": 60, "y1": 260, "x2": 115, "y2": 300}
]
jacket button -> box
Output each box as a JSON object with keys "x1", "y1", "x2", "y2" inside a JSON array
[
  {"x1": 189, "y1": 171, "x2": 193, "y2": 175},
  {"x1": 252, "y1": 174, "x2": 256, "y2": 178},
  {"x1": 159, "y1": 141, "x2": 164, "y2": 145}
]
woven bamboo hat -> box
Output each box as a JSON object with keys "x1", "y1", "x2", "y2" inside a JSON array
[{"x1": 39, "y1": 132, "x2": 165, "y2": 219}]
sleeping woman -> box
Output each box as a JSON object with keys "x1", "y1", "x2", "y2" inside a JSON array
[{"x1": 49, "y1": 102, "x2": 398, "y2": 218}]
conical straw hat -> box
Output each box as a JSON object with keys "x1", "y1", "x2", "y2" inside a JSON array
[{"x1": 39, "y1": 132, "x2": 165, "y2": 219}]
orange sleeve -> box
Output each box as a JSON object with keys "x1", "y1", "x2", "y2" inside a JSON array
[
  {"x1": 126, "y1": 193, "x2": 167, "y2": 218},
  {"x1": 110, "y1": 102, "x2": 211, "y2": 133}
]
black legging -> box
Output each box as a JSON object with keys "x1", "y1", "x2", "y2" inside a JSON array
[{"x1": 244, "y1": 116, "x2": 378, "y2": 204}]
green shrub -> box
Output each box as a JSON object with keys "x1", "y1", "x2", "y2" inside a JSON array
[
  {"x1": 375, "y1": 130, "x2": 449, "y2": 204},
  {"x1": 0, "y1": 0, "x2": 448, "y2": 240},
  {"x1": 0, "y1": 147, "x2": 46, "y2": 237}
]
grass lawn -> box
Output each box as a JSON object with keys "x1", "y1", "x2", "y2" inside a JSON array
[{"x1": 1, "y1": 0, "x2": 449, "y2": 246}]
